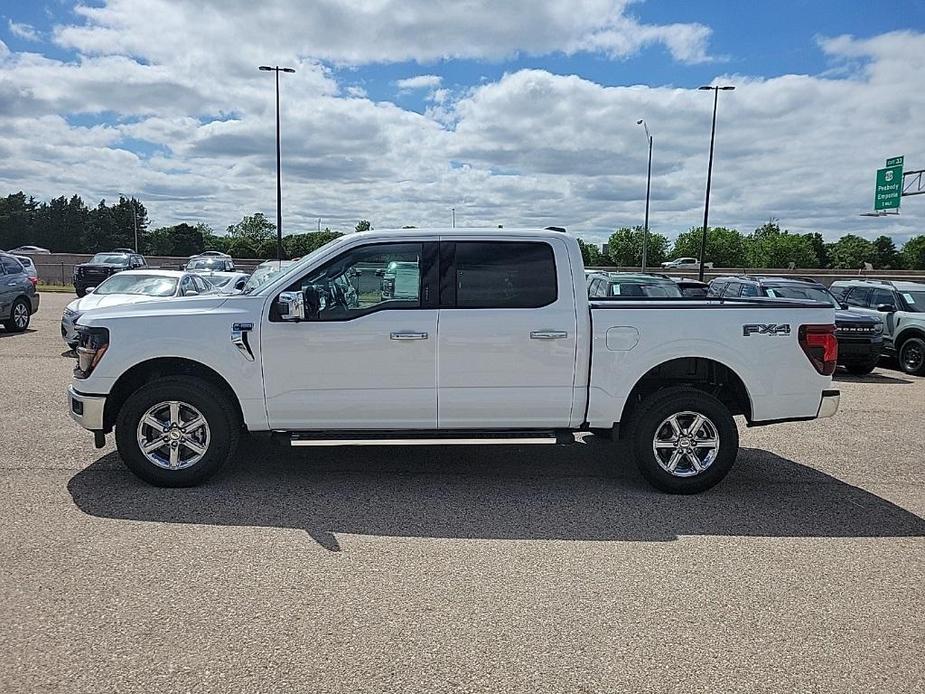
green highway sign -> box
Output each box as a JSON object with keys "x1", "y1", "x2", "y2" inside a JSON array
[
  {"x1": 886, "y1": 155, "x2": 904, "y2": 167},
  {"x1": 874, "y1": 165, "x2": 903, "y2": 210}
]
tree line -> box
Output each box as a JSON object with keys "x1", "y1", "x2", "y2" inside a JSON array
[
  {"x1": 0, "y1": 192, "x2": 373, "y2": 259},
  {"x1": 2, "y1": 191, "x2": 923, "y2": 269},
  {"x1": 579, "y1": 220, "x2": 925, "y2": 270}
]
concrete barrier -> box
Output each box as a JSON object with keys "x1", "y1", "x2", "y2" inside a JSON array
[{"x1": 20, "y1": 253, "x2": 267, "y2": 284}]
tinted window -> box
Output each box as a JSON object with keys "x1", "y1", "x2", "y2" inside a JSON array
[
  {"x1": 707, "y1": 280, "x2": 726, "y2": 297},
  {"x1": 1, "y1": 256, "x2": 24, "y2": 274},
  {"x1": 740, "y1": 283, "x2": 759, "y2": 297},
  {"x1": 288, "y1": 242, "x2": 423, "y2": 320},
  {"x1": 829, "y1": 285, "x2": 848, "y2": 300},
  {"x1": 845, "y1": 287, "x2": 870, "y2": 307},
  {"x1": 723, "y1": 282, "x2": 742, "y2": 297},
  {"x1": 452, "y1": 242, "x2": 557, "y2": 309},
  {"x1": 870, "y1": 288, "x2": 894, "y2": 308}
]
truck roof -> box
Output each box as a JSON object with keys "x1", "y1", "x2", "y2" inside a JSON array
[{"x1": 351, "y1": 227, "x2": 569, "y2": 240}]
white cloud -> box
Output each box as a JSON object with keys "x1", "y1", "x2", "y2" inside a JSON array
[
  {"x1": 8, "y1": 20, "x2": 40, "y2": 42},
  {"x1": 396, "y1": 75, "x2": 443, "y2": 90},
  {"x1": 0, "y1": 3, "x2": 922, "y2": 248}
]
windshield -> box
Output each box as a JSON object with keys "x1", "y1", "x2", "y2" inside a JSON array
[
  {"x1": 901, "y1": 291, "x2": 925, "y2": 312},
  {"x1": 243, "y1": 262, "x2": 293, "y2": 293},
  {"x1": 188, "y1": 257, "x2": 227, "y2": 270},
  {"x1": 90, "y1": 253, "x2": 129, "y2": 265},
  {"x1": 764, "y1": 285, "x2": 837, "y2": 306},
  {"x1": 608, "y1": 281, "x2": 682, "y2": 298},
  {"x1": 94, "y1": 274, "x2": 178, "y2": 297}
]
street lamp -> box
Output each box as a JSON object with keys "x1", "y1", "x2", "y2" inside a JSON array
[
  {"x1": 636, "y1": 120, "x2": 653, "y2": 272},
  {"x1": 119, "y1": 192, "x2": 138, "y2": 252},
  {"x1": 696, "y1": 84, "x2": 735, "y2": 282},
  {"x1": 258, "y1": 65, "x2": 296, "y2": 264},
  {"x1": 451, "y1": 207, "x2": 456, "y2": 228}
]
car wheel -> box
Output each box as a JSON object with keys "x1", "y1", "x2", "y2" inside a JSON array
[
  {"x1": 115, "y1": 376, "x2": 240, "y2": 487},
  {"x1": 627, "y1": 386, "x2": 739, "y2": 494},
  {"x1": 844, "y1": 360, "x2": 878, "y2": 376},
  {"x1": 3, "y1": 298, "x2": 31, "y2": 333},
  {"x1": 898, "y1": 337, "x2": 925, "y2": 376}
]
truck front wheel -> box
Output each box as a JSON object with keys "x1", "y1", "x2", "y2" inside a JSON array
[
  {"x1": 115, "y1": 376, "x2": 240, "y2": 487},
  {"x1": 627, "y1": 387, "x2": 738, "y2": 494}
]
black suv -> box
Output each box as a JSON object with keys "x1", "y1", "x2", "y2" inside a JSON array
[
  {"x1": 708, "y1": 275, "x2": 884, "y2": 375},
  {"x1": 73, "y1": 251, "x2": 146, "y2": 297}
]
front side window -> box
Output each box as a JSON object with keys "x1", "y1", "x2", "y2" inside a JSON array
[
  {"x1": 870, "y1": 288, "x2": 894, "y2": 308},
  {"x1": 740, "y1": 283, "x2": 759, "y2": 297},
  {"x1": 285, "y1": 242, "x2": 423, "y2": 320},
  {"x1": 448, "y1": 241, "x2": 557, "y2": 309},
  {"x1": 845, "y1": 287, "x2": 869, "y2": 307},
  {"x1": 899, "y1": 290, "x2": 925, "y2": 312},
  {"x1": 1, "y1": 256, "x2": 23, "y2": 274},
  {"x1": 723, "y1": 283, "x2": 742, "y2": 297}
]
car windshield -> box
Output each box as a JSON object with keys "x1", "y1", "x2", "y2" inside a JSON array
[
  {"x1": 90, "y1": 253, "x2": 129, "y2": 265},
  {"x1": 208, "y1": 275, "x2": 238, "y2": 288},
  {"x1": 608, "y1": 281, "x2": 682, "y2": 298},
  {"x1": 764, "y1": 285, "x2": 837, "y2": 306},
  {"x1": 900, "y1": 291, "x2": 925, "y2": 312},
  {"x1": 243, "y1": 262, "x2": 294, "y2": 293},
  {"x1": 188, "y1": 257, "x2": 226, "y2": 270},
  {"x1": 94, "y1": 274, "x2": 178, "y2": 297}
]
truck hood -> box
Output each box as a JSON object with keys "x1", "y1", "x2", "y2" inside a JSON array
[
  {"x1": 834, "y1": 309, "x2": 880, "y2": 326},
  {"x1": 75, "y1": 263, "x2": 126, "y2": 270},
  {"x1": 76, "y1": 295, "x2": 229, "y2": 325}
]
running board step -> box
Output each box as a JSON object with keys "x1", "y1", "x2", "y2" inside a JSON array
[{"x1": 285, "y1": 429, "x2": 572, "y2": 447}]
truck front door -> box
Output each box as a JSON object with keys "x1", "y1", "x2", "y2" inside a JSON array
[
  {"x1": 261, "y1": 241, "x2": 439, "y2": 430},
  {"x1": 436, "y1": 238, "x2": 578, "y2": 428}
]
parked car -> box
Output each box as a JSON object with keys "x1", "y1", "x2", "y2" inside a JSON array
[
  {"x1": 672, "y1": 278, "x2": 709, "y2": 298},
  {"x1": 199, "y1": 271, "x2": 249, "y2": 294},
  {"x1": 709, "y1": 275, "x2": 884, "y2": 375},
  {"x1": 7, "y1": 245, "x2": 50, "y2": 255},
  {"x1": 587, "y1": 272, "x2": 682, "y2": 298},
  {"x1": 830, "y1": 279, "x2": 925, "y2": 375},
  {"x1": 12, "y1": 255, "x2": 38, "y2": 285},
  {"x1": 661, "y1": 257, "x2": 712, "y2": 270},
  {"x1": 242, "y1": 260, "x2": 296, "y2": 294},
  {"x1": 0, "y1": 252, "x2": 40, "y2": 332},
  {"x1": 67, "y1": 228, "x2": 839, "y2": 493},
  {"x1": 186, "y1": 254, "x2": 235, "y2": 272},
  {"x1": 61, "y1": 270, "x2": 212, "y2": 348},
  {"x1": 73, "y1": 251, "x2": 147, "y2": 297}
]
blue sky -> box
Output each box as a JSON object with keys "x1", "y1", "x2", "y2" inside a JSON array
[{"x1": 1, "y1": 1, "x2": 924, "y2": 243}]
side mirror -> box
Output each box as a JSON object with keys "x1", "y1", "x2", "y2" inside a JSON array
[
  {"x1": 839, "y1": 302, "x2": 849, "y2": 311},
  {"x1": 877, "y1": 303, "x2": 895, "y2": 313},
  {"x1": 302, "y1": 286, "x2": 322, "y2": 320},
  {"x1": 277, "y1": 291, "x2": 305, "y2": 321},
  {"x1": 85, "y1": 286, "x2": 96, "y2": 294}
]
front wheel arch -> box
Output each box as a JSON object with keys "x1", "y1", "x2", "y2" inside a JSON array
[{"x1": 104, "y1": 357, "x2": 245, "y2": 432}]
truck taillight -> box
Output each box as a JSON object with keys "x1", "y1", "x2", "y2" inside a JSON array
[{"x1": 799, "y1": 324, "x2": 837, "y2": 376}]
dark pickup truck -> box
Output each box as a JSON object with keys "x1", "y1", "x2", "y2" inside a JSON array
[{"x1": 73, "y1": 250, "x2": 146, "y2": 297}]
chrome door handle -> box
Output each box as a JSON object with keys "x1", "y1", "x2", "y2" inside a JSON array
[
  {"x1": 6, "y1": 281, "x2": 17, "y2": 286},
  {"x1": 530, "y1": 330, "x2": 568, "y2": 339},
  {"x1": 390, "y1": 331, "x2": 428, "y2": 340}
]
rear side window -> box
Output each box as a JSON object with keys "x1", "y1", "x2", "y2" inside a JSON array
[
  {"x1": 446, "y1": 242, "x2": 557, "y2": 309},
  {"x1": 723, "y1": 282, "x2": 742, "y2": 297},
  {"x1": 740, "y1": 283, "x2": 759, "y2": 297},
  {"x1": 1, "y1": 256, "x2": 23, "y2": 274},
  {"x1": 708, "y1": 281, "x2": 725, "y2": 297}
]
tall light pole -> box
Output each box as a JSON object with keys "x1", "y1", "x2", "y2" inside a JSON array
[
  {"x1": 636, "y1": 120, "x2": 653, "y2": 272},
  {"x1": 451, "y1": 208, "x2": 456, "y2": 228},
  {"x1": 697, "y1": 84, "x2": 735, "y2": 282},
  {"x1": 258, "y1": 65, "x2": 295, "y2": 264},
  {"x1": 119, "y1": 192, "x2": 138, "y2": 252}
]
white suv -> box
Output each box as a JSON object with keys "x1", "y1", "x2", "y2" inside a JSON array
[{"x1": 830, "y1": 279, "x2": 925, "y2": 375}]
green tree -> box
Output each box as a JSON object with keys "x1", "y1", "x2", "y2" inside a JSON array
[
  {"x1": 576, "y1": 238, "x2": 604, "y2": 266},
  {"x1": 355, "y1": 219, "x2": 371, "y2": 232},
  {"x1": 828, "y1": 234, "x2": 877, "y2": 269},
  {"x1": 225, "y1": 212, "x2": 275, "y2": 257},
  {"x1": 745, "y1": 220, "x2": 819, "y2": 268},
  {"x1": 283, "y1": 229, "x2": 343, "y2": 258},
  {"x1": 144, "y1": 223, "x2": 205, "y2": 257},
  {"x1": 606, "y1": 226, "x2": 668, "y2": 267},
  {"x1": 872, "y1": 235, "x2": 903, "y2": 269},
  {"x1": 902, "y1": 236, "x2": 925, "y2": 270},
  {"x1": 803, "y1": 232, "x2": 829, "y2": 268},
  {"x1": 671, "y1": 226, "x2": 746, "y2": 268}
]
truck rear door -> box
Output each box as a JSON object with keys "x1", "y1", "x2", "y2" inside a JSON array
[{"x1": 436, "y1": 238, "x2": 578, "y2": 428}]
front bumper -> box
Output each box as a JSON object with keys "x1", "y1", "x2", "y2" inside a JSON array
[
  {"x1": 817, "y1": 389, "x2": 840, "y2": 419},
  {"x1": 836, "y1": 336, "x2": 883, "y2": 364},
  {"x1": 67, "y1": 385, "x2": 106, "y2": 431}
]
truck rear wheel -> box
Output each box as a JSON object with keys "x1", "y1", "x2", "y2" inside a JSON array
[
  {"x1": 627, "y1": 386, "x2": 738, "y2": 494},
  {"x1": 115, "y1": 376, "x2": 240, "y2": 487}
]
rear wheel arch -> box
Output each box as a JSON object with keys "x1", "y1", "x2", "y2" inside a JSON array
[
  {"x1": 895, "y1": 326, "x2": 925, "y2": 351},
  {"x1": 104, "y1": 357, "x2": 244, "y2": 432},
  {"x1": 618, "y1": 357, "x2": 752, "y2": 434}
]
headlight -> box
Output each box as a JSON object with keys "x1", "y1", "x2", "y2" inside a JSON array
[
  {"x1": 873, "y1": 323, "x2": 884, "y2": 334},
  {"x1": 74, "y1": 327, "x2": 109, "y2": 379},
  {"x1": 63, "y1": 308, "x2": 79, "y2": 319}
]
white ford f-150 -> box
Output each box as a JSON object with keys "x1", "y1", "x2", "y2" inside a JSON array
[{"x1": 67, "y1": 228, "x2": 840, "y2": 493}]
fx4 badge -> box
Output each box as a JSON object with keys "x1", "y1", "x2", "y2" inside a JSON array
[{"x1": 743, "y1": 323, "x2": 791, "y2": 337}]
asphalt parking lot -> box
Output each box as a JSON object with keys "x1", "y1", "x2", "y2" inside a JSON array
[{"x1": 1, "y1": 292, "x2": 923, "y2": 693}]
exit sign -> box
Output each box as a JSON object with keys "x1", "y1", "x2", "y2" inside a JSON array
[{"x1": 886, "y1": 156, "x2": 904, "y2": 167}]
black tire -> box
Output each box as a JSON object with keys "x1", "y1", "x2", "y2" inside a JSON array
[
  {"x1": 75, "y1": 286, "x2": 87, "y2": 298},
  {"x1": 898, "y1": 337, "x2": 925, "y2": 376},
  {"x1": 627, "y1": 386, "x2": 739, "y2": 494},
  {"x1": 115, "y1": 376, "x2": 240, "y2": 487},
  {"x1": 3, "y1": 298, "x2": 31, "y2": 332},
  {"x1": 843, "y1": 360, "x2": 878, "y2": 376}
]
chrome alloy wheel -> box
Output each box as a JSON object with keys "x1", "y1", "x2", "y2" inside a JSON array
[
  {"x1": 12, "y1": 302, "x2": 28, "y2": 329},
  {"x1": 652, "y1": 411, "x2": 720, "y2": 478},
  {"x1": 136, "y1": 400, "x2": 211, "y2": 470}
]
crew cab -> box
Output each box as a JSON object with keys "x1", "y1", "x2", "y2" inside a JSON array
[{"x1": 66, "y1": 229, "x2": 840, "y2": 493}]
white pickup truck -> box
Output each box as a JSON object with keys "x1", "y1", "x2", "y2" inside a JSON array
[{"x1": 67, "y1": 228, "x2": 840, "y2": 493}]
